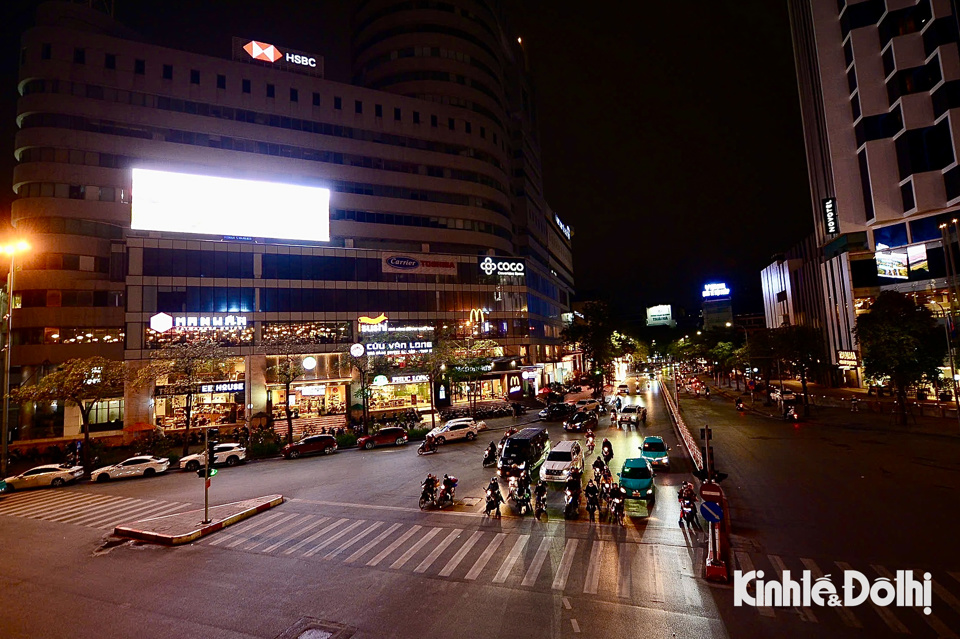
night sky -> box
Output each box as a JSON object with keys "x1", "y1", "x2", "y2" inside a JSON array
[{"x1": 1, "y1": 0, "x2": 813, "y2": 321}]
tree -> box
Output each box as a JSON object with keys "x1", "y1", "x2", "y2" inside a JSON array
[
  {"x1": 772, "y1": 325, "x2": 827, "y2": 416},
  {"x1": 854, "y1": 291, "x2": 947, "y2": 425},
  {"x1": 263, "y1": 335, "x2": 309, "y2": 445},
  {"x1": 11, "y1": 357, "x2": 124, "y2": 473},
  {"x1": 708, "y1": 342, "x2": 735, "y2": 386},
  {"x1": 446, "y1": 338, "x2": 500, "y2": 417},
  {"x1": 340, "y1": 348, "x2": 391, "y2": 432},
  {"x1": 562, "y1": 301, "x2": 618, "y2": 397},
  {"x1": 403, "y1": 327, "x2": 459, "y2": 430},
  {"x1": 134, "y1": 340, "x2": 230, "y2": 457}
]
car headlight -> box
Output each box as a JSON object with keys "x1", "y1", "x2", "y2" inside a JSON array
[{"x1": 646, "y1": 489, "x2": 653, "y2": 495}]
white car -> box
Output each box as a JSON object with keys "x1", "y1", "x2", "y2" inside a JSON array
[
  {"x1": 427, "y1": 418, "x2": 485, "y2": 444},
  {"x1": 618, "y1": 405, "x2": 647, "y2": 425},
  {"x1": 179, "y1": 443, "x2": 246, "y2": 471},
  {"x1": 542, "y1": 440, "x2": 584, "y2": 483},
  {"x1": 91, "y1": 456, "x2": 170, "y2": 482},
  {"x1": 4, "y1": 464, "x2": 84, "y2": 490},
  {"x1": 770, "y1": 389, "x2": 796, "y2": 402},
  {"x1": 575, "y1": 399, "x2": 601, "y2": 412}
]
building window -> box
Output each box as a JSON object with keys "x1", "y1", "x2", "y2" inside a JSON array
[
  {"x1": 901, "y1": 181, "x2": 915, "y2": 212},
  {"x1": 41, "y1": 43, "x2": 51, "y2": 60},
  {"x1": 242, "y1": 78, "x2": 251, "y2": 93},
  {"x1": 104, "y1": 53, "x2": 116, "y2": 70},
  {"x1": 134, "y1": 59, "x2": 145, "y2": 75},
  {"x1": 162, "y1": 64, "x2": 173, "y2": 80},
  {"x1": 190, "y1": 69, "x2": 200, "y2": 85},
  {"x1": 334, "y1": 96, "x2": 342, "y2": 110},
  {"x1": 73, "y1": 48, "x2": 85, "y2": 64},
  {"x1": 216, "y1": 74, "x2": 226, "y2": 89},
  {"x1": 394, "y1": 107, "x2": 401, "y2": 121},
  {"x1": 413, "y1": 111, "x2": 420, "y2": 124},
  {"x1": 312, "y1": 92, "x2": 321, "y2": 106},
  {"x1": 290, "y1": 87, "x2": 299, "y2": 102},
  {"x1": 465, "y1": 121, "x2": 472, "y2": 133},
  {"x1": 480, "y1": 126, "x2": 485, "y2": 138},
  {"x1": 493, "y1": 132, "x2": 497, "y2": 144},
  {"x1": 449, "y1": 118, "x2": 455, "y2": 130},
  {"x1": 266, "y1": 84, "x2": 275, "y2": 98},
  {"x1": 431, "y1": 114, "x2": 438, "y2": 127},
  {"x1": 355, "y1": 100, "x2": 363, "y2": 114},
  {"x1": 375, "y1": 104, "x2": 383, "y2": 117},
  {"x1": 858, "y1": 149, "x2": 875, "y2": 222}
]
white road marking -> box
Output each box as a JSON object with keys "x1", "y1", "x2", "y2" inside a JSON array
[
  {"x1": 522, "y1": 537, "x2": 553, "y2": 587},
  {"x1": 392, "y1": 527, "x2": 442, "y2": 570},
  {"x1": 571, "y1": 619, "x2": 580, "y2": 634},
  {"x1": 873, "y1": 565, "x2": 956, "y2": 638},
  {"x1": 414, "y1": 528, "x2": 462, "y2": 574},
  {"x1": 835, "y1": 562, "x2": 908, "y2": 634},
  {"x1": 108, "y1": 501, "x2": 188, "y2": 527},
  {"x1": 0, "y1": 492, "x2": 92, "y2": 515},
  {"x1": 324, "y1": 521, "x2": 383, "y2": 559},
  {"x1": 302, "y1": 520, "x2": 365, "y2": 557},
  {"x1": 552, "y1": 539, "x2": 579, "y2": 591},
  {"x1": 439, "y1": 530, "x2": 484, "y2": 577},
  {"x1": 262, "y1": 517, "x2": 330, "y2": 553},
  {"x1": 366, "y1": 525, "x2": 421, "y2": 567},
  {"x1": 800, "y1": 558, "x2": 861, "y2": 628},
  {"x1": 465, "y1": 533, "x2": 506, "y2": 580},
  {"x1": 768, "y1": 554, "x2": 815, "y2": 622},
  {"x1": 637, "y1": 544, "x2": 663, "y2": 603},
  {"x1": 226, "y1": 513, "x2": 300, "y2": 548},
  {"x1": 562, "y1": 597, "x2": 571, "y2": 610},
  {"x1": 617, "y1": 543, "x2": 633, "y2": 599},
  {"x1": 244, "y1": 515, "x2": 318, "y2": 551},
  {"x1": 57, "y1": 498, "x2": 145, "y2": 524},
  {"x1": 493, "y1": 534, "x2": 529, "y2": 583},
  {"x1": 735, "y1": 552, "x2": 774, "y2": 617},
  {"x1": 344, "y1": 523, "x2": 402, "y2": 564},
  {"x1": 208, "y1": 511, "x2": 286, "y2": 546},
  {"x1": 40, "y1": 495, "x2": 132, "y2": 521},
  {"x1": 16, "y1": 494, "x2": 114, "y2": 518},
  {"x1": 282, "y1": 518, "x2": 347, "y2": 555},
  {"x1": 583, "y1": 540, "x2": 604, "y2": 594},
  {"x1": 90, "y1": 501, "x2": 179, "y2": 528}
]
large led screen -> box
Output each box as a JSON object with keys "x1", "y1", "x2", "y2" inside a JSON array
[{"x1": 131, "y1": 168, "x2": 330, "y2": 242}]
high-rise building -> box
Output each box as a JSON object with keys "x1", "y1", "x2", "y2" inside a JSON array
[
  {"x1": 785, "y1": 0, "x2": 960, "y2": 383},
  {"x1": 9, "y1": 1, "x2": 574, "y2": 442}
]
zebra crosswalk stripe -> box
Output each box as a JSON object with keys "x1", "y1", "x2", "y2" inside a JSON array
[
  {"x1": 521, "y1": 537, "x2": 552, "y2": 587},
  {"x1": 324, "y1": 521, "x2": 383, "y2": 560},
  {"x1": 303, "y1": 520, "x2": 365, "y2": 558},
  {"x1": 551, "y1": 538, "x2": 578, "y2": 591},
  {"x1": 835, "y1": 562, "x2": 908, "y2": 634},
  {"x1": 208, "y1": 511, "x2": 286, "y2": 546},
  {"x1": 582, "y1": 540, "x2": 604, "y2": 594},
  {"x1": 367, "y1": 525, "x2": 421, "y2": 567},
  {"x1": 3, "y1": 492, "x2": 94, "y2": 516},
  {"x1": 19, "y1": 494, "x2": 115, "y2": 519},
  {"x1": 282, "y1": 518, "x2": 348, "y2": 555},
  {"x1": 391, "y1": 527, "x2": 442, "y2": 570},
  {"x1": 439, "y1": 530, "x2": 484, "y2": 577},
  {"x1": 617, "y1": 542, "x2": 633, "y2": 599},
  {"x1": 109, "y1": 502, "x2": 187, "y2": 527},
  {"x1": 414, "y1": 528, "x2": 462, "y2": 574},
  {"x1": 464, "y1": 532, "x2": 506, "y2": 581},
  {"x1": 637, "y1": 544, "x2": 663, "y2": 603},
  {"x1": 735, "y1": 552, "x2": 774, "y2": 617},
  {"x1": 56, "y1": 498, "x2": 144, "y2": 524},
  {"x1": 492, "y1": 534, "x2": 529, "y2": 584},
  {"x1": 245, "y1": 515, "x2": 318, "y2": 552},
  {"x1": 227, "y1": 513, "x2": 300, "y2": 549},
  {"x1": 87, "y1": 500, "x2": 170, "y2": 528},
  {"x1": 800, "y1": 558, "x2": 861, "y2": 628},
  {"x1": 344, "y1": 523, "x2": 403, "y2": 564},
  {"x1": 263, "y1": 517, "x2": 330, "y2": 554},
  {"x1": 768, "y1": 554, "x2": 816, "y2": 622},
  {"x1": 872, "y1": 565, "x2": 957, "y2": 639}
]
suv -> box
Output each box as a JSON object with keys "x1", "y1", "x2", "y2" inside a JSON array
[
  {"x1": 538, "y1": 403, "x2": 575, "y2": 421},
  {"x1": 356, "y1": 427, "x2": 408, "y2": 450},
  {"x1": 618, "y1": 405, "x2": 647, "y2": 425},
  {"x1": 179, "y1": 443, "x2": 246, "y2": 472},
  {"x1": 498, "y1": 427, "x2": 550, "y2": 478},
  {"x1": 542, "y1": 440, "x2": 584, "y2": 483},
  {"x1": 426, "y1": 418, "x2": 483, "y2": 444},
  {"x1": 575, "y1": 399, "x2": 601, "y2": 413},
  {"x1": 281, "y1": 434, "x2": 337, "y2": 459}
]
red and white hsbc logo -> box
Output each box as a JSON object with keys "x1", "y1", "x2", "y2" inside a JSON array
[{"x1": 243, "y1": 40, "x2": 316, "y2": 68}]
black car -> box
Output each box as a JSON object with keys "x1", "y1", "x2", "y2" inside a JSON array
[
  {"x1": 539, "y1": 403, "x2": 575, "y2": 421},
  {"x1": 563, "y1": 411, "x2": 599, "y2": 432}
]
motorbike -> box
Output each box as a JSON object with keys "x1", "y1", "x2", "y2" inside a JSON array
[
  {"x1": 417, "y1": 439, "x2": 438, "y2": 456},
  {"x1": 586, "y1": 436, "x2": 595, "y2": 455},
  {"x1": 436, "y1": 478, "x2": 457, "y2": 508},
  {"x1": 680, "y1": 498, "x2": 699, "y2": 528},
  {"x1": 534, "y1": 492, "x2": 546, "y2": 520},
  {"x1": 784, "y1": 406, "x2": 799, "y2": 422},
  {"x1": 586, "y1": 493, "x2": 599, "y2": 522},
  {"x1": 601, "y1": 443, "x2": 614, "y2": 465},
  {"x1": 419, "y1": 482, "x2": 438, "y2": 510},
  {"x1": 482, "y1": 447, "x2": 497, "y2": 467},
  {"x1": 735, "y1": 398, "x2": 744, "y2": 411},
  {"x1": 705, "y1": 387, "x2": 711, "y2": 399},
  {"x1": 508, "y1": 477, "x2": 532, "y2": 515},
  {"x1": 485, "y1": 489, "x2": 502, "y2": 517},
  {"x1": 610, "y1": 494, "x2": 625, "y2": 526},
  {"x1": 563, "y1": 488, "x2": 580, "y2": 519}
]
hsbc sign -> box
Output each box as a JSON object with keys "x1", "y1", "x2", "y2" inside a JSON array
[{"x1": 234, "y1": 37, "x2": 324, "y2": 77}]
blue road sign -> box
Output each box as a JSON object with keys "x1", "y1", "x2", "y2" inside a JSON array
[{"x1": 700, "y1": 501, "x2": 723, "y2": 523}]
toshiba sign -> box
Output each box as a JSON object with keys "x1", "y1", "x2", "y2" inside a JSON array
[{"x1": 233, "y1": 37, "x2": 324, "y2": 78}]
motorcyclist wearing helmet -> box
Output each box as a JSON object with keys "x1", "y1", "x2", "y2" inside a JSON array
[
  {"x1": 486, "y1": 477, "x2": 505, "y2": 517},
  {"x1": 441, "y1": 473, "x2": 457, "y2": 501}
]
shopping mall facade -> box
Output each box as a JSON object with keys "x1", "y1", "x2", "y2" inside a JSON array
[{"x1": 10, "y1": 1, "x2": 576, "y2": 441}]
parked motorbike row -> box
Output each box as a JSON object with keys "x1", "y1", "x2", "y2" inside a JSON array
[{"x1": 439, "y1": 404, "x2": 526, "y2": 421}]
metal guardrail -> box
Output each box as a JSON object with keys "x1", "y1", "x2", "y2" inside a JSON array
[{"x1": 658, "y1": 378, "x2": 703, "y2": 470}]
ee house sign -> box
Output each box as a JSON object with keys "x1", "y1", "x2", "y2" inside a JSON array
[{"x1": 479, "y1": 256, "x2": 525, "y2": 277}]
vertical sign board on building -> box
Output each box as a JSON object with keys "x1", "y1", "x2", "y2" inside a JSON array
[
  {"x1": 837, "y1": 350, "x2": 860, "y2": 369},
  {"x1": 821, "y1": 197, "x2": 839, "y2": 235},
  {"x1": 506, "y1": 372, "x2": 524, "y2": 400}
]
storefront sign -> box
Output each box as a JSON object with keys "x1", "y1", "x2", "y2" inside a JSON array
[
  {"x1": 373, "y1": 375, "x2": 389, "y2": 386},
  {"x1": 300, "y1": 385, "x2": 326, "y2": 396},
  {"x1": 233, "y1": 37, "x2": 323, "y2": 77},
  {"x1": 85, "y1": 367, "x2": 103, "y2": 385},
  {"x1": 702, "y1": 283, "x2": 731, "y2": 298},
  {"x1": 837, "y1": 350, "x2": 860, "y2": 368},
  {"x1": 521, "y1": 370, "x2": 538, "y2": 380},
  {"x1": 156, "y1": 381, "x2": 245, "y2": 397},
  {"x1": 469, "y1": 308, "x2": 486, "y2": 324},
  {"x1": 391, "y1": 374, "x2": 430, "y2": 384},
  {"x1": 646, "y1": 304, "x2": 674, "y2": 327},
  {"x1": 302, "y1": 356, "x2": 317, "y2": 370},
  {"x1": 479, "y1": 256, "x2": 525, "y2": 277},
  {"x1": 350, "y1": 343, "x2": 365, "y2": 357},
  {"x1": 382, "y1": 253, "x2": 458, "y2": 276},
  {"x1": 506, "y1": 372, "x2": 524, "y2": 399},
  {"x1": 365, "y1": 341, "x2": 433, "y2": 356},
  {"x1": 554, "y1": 214, "x2": 572, "y2": 240},
  {"x1": 358, "y1": 314, "x2": 434, "y2": 334},
  {"x1": 822, "y1": 197, "x2": 839, "y2": 235},
  {"x1": 149, "y1": 313, "x2": 249, "y2": 333}
]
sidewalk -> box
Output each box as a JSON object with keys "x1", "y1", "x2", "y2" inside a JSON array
[
  {"x1": 113, "y1": 494, "x2": 283, "y2": 545},
  {"x1": 695, "y1": 378, "x2": 960, "y2": 439}
]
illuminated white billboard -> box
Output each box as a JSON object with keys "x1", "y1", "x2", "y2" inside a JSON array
[
  {"x1": 646, "y1": 304, "x2": 676, "y2": 327},
  {"x1": 131, "y1": 168, "x2": 330, "y2": 242}
]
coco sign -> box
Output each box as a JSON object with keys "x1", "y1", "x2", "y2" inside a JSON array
[{"x1": 479, "y1": 256, "x2": 525, "y2": 277}]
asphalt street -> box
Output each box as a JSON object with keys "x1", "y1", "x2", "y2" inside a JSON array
[{"x1": 2, "y1": 377, "x2": 959, "y2": 638}]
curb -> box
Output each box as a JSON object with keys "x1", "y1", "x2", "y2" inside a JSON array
[{"x1": 114, "y1": 494, "x2": 284, "y2": 545}]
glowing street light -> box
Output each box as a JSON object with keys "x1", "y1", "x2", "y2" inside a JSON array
[{"x1": 1, "y1": 239, "x2": 31, "y2": 477}]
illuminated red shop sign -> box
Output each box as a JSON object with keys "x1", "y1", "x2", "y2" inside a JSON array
[{"x1": 232, "y1": 37, "x2": 324, "y2": 77}]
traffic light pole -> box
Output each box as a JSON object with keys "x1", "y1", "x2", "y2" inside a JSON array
[{"x1": 203, "y1": 426, "x2": 210, "y2": 524}]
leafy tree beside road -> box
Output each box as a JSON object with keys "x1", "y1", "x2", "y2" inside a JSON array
[{"x1": 855, "y1": 291, "x2": 947, "y2": 425}]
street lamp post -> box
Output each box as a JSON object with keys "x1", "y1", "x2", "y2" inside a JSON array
[
  {"x1": 726, "y1": 321, "x2": 750, "y2": 391},
  {"x1": 1, "y1": 239, "x2": 30, "y2": 478}
]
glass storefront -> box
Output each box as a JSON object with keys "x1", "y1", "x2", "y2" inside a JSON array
[
  {"x1": 154, "y1": 359, "x2": 245, "y2": 428},
  {"x1": 369, "y1": 374, "x2": 433, "y2": 413},
  {"x1": 269, "y1": 380, "x2": 350, "y2": 420}
]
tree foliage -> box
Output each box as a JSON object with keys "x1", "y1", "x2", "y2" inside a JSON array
[
  {"x1": 855, "y1": 291, "x2": 947, "y2": 424},
  {"x1": 12, "y1": 356, "x2": 124, "y2": 472}
]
